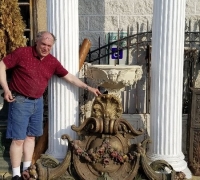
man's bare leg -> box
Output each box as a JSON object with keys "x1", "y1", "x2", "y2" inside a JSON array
[
  {"x1": 22, "y1": 136, "x2": 35, "y2": 170},
  {"x1": 10, "y1": 140, "x2": 24, "y2": 177}
]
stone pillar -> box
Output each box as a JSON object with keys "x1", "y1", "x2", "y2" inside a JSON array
[
  {"x1": 45, "y1": 0, "x2": 79, "y2": 160},
  {"x1": 147, "y1": 0, "x2": 191, "y2": 178}
]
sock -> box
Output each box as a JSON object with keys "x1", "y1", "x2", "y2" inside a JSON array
[
  {"x1": 12, "y1": 166, "x2": 21, "y2": 177},
  {"x1": 23, "y1": 161, "x2": 32, "y2": 171}
]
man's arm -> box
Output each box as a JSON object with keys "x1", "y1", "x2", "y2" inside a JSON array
[
  {"x1": 0, "y1": 60, "x2": 14, "y2": 102},
  {"x1": 62, "y1": 73, "x2": 101, "y2": 96}
]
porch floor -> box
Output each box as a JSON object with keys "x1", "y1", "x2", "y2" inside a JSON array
[{"x1": 0, "y1": 172, "x2": 200, "y2": 180}]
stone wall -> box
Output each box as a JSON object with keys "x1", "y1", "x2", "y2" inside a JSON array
[{"x1": 79, "y1": 0, "x2": 200, "y2": 48}]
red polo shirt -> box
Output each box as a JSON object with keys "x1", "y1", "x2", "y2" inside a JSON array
[{"x1": 3, "y1": 46, "x2": 68, "y2": 98}]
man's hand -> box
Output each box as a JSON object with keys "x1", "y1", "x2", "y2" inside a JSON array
[
  {"x1": 3, "y1": 90, "x2": 15, "y2": 102},
  {"x1": 88, "y1": 87, "x2": 101, "y2": 97}
]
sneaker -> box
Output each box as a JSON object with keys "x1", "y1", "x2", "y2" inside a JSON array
[{"x1": 12, "y1": 175, "x2": 22, "y2": 180}]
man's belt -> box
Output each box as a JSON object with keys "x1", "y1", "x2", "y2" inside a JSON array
[{"x1": 12, "y1": 91, "x2": 37, "y2": 100}]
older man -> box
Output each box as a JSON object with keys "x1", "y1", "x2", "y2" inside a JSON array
[{"x1": 0, "y1": 31, "x2": 101, "y2": 180}]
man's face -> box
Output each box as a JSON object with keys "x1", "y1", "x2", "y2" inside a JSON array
[{"x1": 35, "y1": 33, "x2": 54, "y2": 59}]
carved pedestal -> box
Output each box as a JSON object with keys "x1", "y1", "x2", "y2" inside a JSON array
[{"x1": 188, "y1": 88, "x2": 200, "y2": 175}]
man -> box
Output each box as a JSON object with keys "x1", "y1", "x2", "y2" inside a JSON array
[{"x1": 0, "y1": 31, "x2": 101, "y2": 180}]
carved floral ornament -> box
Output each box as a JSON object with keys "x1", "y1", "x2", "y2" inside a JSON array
[{"x1": 23, "y1": 95, "x2": 186, "y2": 180}]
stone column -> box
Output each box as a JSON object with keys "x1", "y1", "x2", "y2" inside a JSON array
[
  {"x1": 45, "y1": 0, "x2": 79, "y2": 160},
  {"x1": 147, "y1": 0, "x2": 191, "y2": 178}
]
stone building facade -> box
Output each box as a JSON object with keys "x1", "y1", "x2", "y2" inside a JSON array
[{"x1": 79, "y1": 0, "x2": 200, "y2": 48}]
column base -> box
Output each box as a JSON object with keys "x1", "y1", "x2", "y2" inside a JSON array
[
  {"x1": 147, "y1": 152, "x2": 192, "y2": 179},
  {"x1": 45, "y1": 150, "x2": 68, "y2": 162}
]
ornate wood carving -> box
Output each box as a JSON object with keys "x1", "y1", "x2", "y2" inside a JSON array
[
  {"x1": 23, "y1": 95, "x2": 186, "y2": 180},
  {"x1": 188, "y1": 88, "x2": 200, "y2": 176}
]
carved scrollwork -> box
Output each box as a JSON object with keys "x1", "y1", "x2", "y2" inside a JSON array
[{"x1": 30, "y1": 94, "x2": 185, "y2": 180}]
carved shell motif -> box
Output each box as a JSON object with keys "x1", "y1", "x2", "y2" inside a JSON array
[{"x1": 91, "y1": 94, "x2": 123, "y2": 119}]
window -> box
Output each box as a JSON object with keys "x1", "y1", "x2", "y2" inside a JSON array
[{"x1": 18, "y1": 0, "x2": 34, "y2": 45}]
